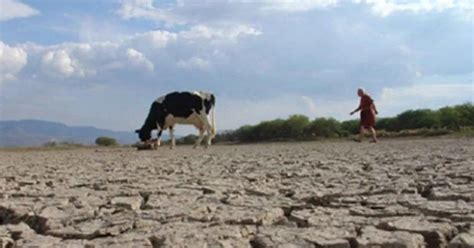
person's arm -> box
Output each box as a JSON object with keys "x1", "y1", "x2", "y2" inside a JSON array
[
  {"x1": 372, "y1": 103, "x2": 378, "y2": 115},
  {"x1": 351, "y1": 96, "x2": 364, "y2": 115},
  {"x1": 350, "y1": 106, "x2": 361, "y2": 115}
]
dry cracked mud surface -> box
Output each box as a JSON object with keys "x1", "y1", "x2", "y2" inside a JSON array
[{"x1": 1, "y1": 138, "x2": 473, "y2": 248}]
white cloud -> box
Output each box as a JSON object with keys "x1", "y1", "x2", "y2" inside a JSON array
[
  {"x1": 116, "y1": 0, "x2": 154, "y2": 19},
  {"x1": 260, "y1": 0, "x2": 339, "y2": 12},
  {"x1": 115, "y1": 0, "x2": 340, "y2": 26},
  {"x1": 177, "y1": 56, "x2": 210, "y2": 70},
  {"x1": 116, "y1": 0, "x2": 473, "y2": 25},
  {"x1": 0, "y1": 41, "x2": 27, "y2": 81},
  {"x1": 29, "y1": 39, "x2": 158, "y2": 78},
  {"x1": 266, "y1": 0, "x2": 474, "y2": 17},
  {"x1": 0, "y1": 0, "x2": 39, "y2": 21},
  {"x1": 116, "y1": 0, "x2": 185, "y2": 25},
  {"x1": 41, "y1": 50, "x2": 87, "y2": 77},
  {"x1": 130, "y1": 30, "x2": 177, "y2": 49},
  {"x1": 128, "y1": 24, "x2": 260, "y2": 50},
  {"x1": 361, "y1": 0, "x2": 474, "y2": 17},
  {"x1": 179, "y1": 24, "x2": 262, "y2": 43},
  {"x1": 7, "y1": 20, "x2": 260, "y2": 79},
  {"x1": 116, "y1": 0, "x2": 338, "y2": 26},
  {"x1": 126, "y1": 48, "x2": 154, "y2": 71}
]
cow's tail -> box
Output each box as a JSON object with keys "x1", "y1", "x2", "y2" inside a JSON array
[{"x1": 211, "y1": 104, "x2": 216, "y2": 137}]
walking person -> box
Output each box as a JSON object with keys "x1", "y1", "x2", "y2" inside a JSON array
[{"x1": 350, "y1": 88, "x2": 378, "y2": 142}]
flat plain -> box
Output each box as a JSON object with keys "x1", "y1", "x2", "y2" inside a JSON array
[{"x1": 1, "y1": 138, "x2": 473, "y2": 247}]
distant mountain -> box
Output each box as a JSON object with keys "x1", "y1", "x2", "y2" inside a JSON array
[{"x1": 0, "y1": 120, "x2": 148, "y2": 147}]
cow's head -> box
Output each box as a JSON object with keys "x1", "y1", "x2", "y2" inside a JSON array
[
  {"x1": 136, "y1": 101, "x2": 160, "y2": 142},
  {"x1": 135, "y1": 128, "x2": 151, "y2": 142}
]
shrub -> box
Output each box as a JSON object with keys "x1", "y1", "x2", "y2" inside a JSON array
[
  {"x1": 394, "y1": 109, "x2": 440, "y2": 131},
  {"x1": 176, "y1": 134, "x2": 199, "y2": 145},
  {"x1": 95, "y1": 136, "x2": 118, "y2": 146},
  {"x1": 254, "y1": 119, "x2": 286, "y2": 140},
  {"x1": 43, "y1": 140, "x2": 58, "y2": 147},
  {"x1": 282, "y1": 115, "x2": 310, "y2": 139},
  {"x1": 214, "y1": 130, "x2": 239, "y2": 143},
  {"x1": 234, "y1": 125, "x2": 256, "y2": 142},
  {"x1": 195, "y1": 103, "x2": 472, "y2": 143},
  {"x1": 454, "y1": 103, "x2": 474, "y2": 127},
  {"x1": 376, "y1": 117, "x2": 397, "y2": 131},
  {"x1": 341, "y1": 120, "x2": 359, "y2": 135},
  {"x1": 305, "y1": 118, "x2": 342, "y2": 138}
]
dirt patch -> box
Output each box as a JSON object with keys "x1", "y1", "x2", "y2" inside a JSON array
[{"x1": 1, "y1": 138, "x2": 473, "y2": 247}]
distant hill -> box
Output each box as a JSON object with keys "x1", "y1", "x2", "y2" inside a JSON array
[{"x1": 0, "y1": 120, "x2": 148, "y2": 147}]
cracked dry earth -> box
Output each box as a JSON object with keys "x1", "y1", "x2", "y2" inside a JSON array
[{"x1": 1, "y1": 138, "x2": 473, "y2": 248}]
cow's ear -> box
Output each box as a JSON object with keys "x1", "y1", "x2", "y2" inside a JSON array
[{"x1": 135, "y1": 129, "x2": 140, "y2": 133}]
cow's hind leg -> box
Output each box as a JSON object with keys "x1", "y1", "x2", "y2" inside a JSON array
[
  {"x1": 194, "y1": 128, "x2": 205, "y2": 149},
  {"x1": 169, "y1": 126, "x2": 176, "y2": 149},
  {"x1": 203, "y1": 120, "x2": 214, "y2": 148},
  {"x1": 205, "y1": 129, "x2": 212, "y2": 148},
  {"x1": 199, "y1": 111, "x2": 214, "y2": 136},
  {"x1": 197, "y1": 111, "x2": 214, "y2": 148}
]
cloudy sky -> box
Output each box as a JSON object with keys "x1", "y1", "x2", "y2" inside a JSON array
[{"x1": 0, "y1": 0, "x2": 472, "y2": 133}]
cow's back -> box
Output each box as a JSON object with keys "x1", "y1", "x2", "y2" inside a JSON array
[{"x1": 161, "y1": 92, "x2": 203, "y2": 118}]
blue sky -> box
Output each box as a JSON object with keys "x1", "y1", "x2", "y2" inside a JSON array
[{"x1": 0, "y1": 0, "x2": 473, "y2": 133}]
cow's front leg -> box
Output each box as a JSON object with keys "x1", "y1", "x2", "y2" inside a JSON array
[
  {"x1": 194, "y1": 128, "x2": 205, "y2": 148},
  {"x1": 169, "y1": 127, "x2": 176, "y2": 149},
  {"x1": 156, "y1": 129, "x2": 163, "y2": 147}
]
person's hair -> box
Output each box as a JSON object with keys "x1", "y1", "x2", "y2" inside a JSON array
[{"x1": 357, "y1": 88, "x2": 365, "y2": 94}]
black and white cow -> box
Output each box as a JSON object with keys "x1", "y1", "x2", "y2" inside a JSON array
[{"x1": 136, "y1": 91, "x2": 216, "y2": 148}]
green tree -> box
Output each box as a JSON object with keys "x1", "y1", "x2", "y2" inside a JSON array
[
  {"x1": 305, "y1": 118, "x2": 342, "y2": 138},
  {"x1": 395, "y1": 109, "x2": 440, "y2": 130},
  {"x1": 255, "y1": 119, "x2": 285, "y2": 140},
  {"x1": 177, "y1": 134, "x2": 198, "y2": 145},
  {"x1": 281, "y1": 115, "x2": 310, "y2": 139},
  {"x1": 454, "y1": 103, "x2": 474, "y2": 127},
  {"x1": 235, "y1": 125, "x2": 255, "y2": 142},
  {"x1": 377, "y1": 117, "x2": 397, "y2": 131},
  {"x1": 341, "y1": 120, "x2": 359, "y2": 135},
  {"x1": 438, "y1": 106, "x2": 461, "y2": 130}
]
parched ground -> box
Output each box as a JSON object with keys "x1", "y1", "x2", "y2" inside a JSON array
[{"x1": 1, "y1": 138, "x2": 473, "y2": 248}]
